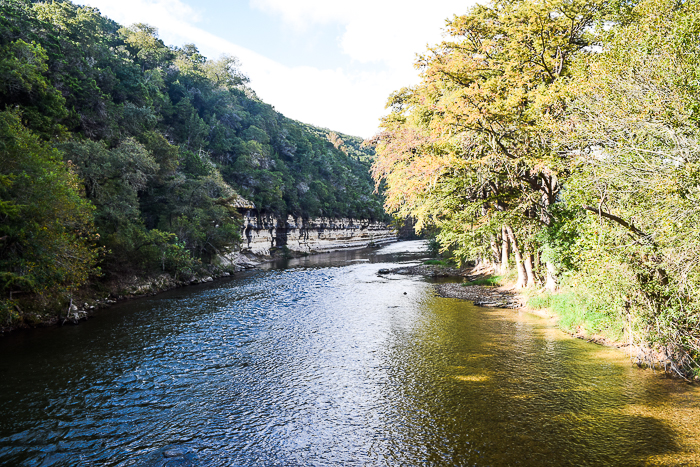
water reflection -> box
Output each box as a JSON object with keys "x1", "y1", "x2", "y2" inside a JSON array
[{"x1": 0, "y1": 241, "x2": 697, "y2": 466}]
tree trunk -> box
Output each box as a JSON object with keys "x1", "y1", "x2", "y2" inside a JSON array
[
  {"x1": 545, "y1": 261, "x2": 557, "y2": 292},
  {"x1": 524, "y1": 253, "x2": 535, "y2": 288},
  {"x1": 491, "y1": 236, "x2": 502, "y2": 274},
  {"x1": 501, "y1": 225, "x2": 510, "y2": 272},
  {"x1": 505, "y1": 225, "x2": 526, "y2": 289}
]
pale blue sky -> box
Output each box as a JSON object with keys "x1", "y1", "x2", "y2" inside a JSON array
[
  {"x1": 76, "y1": 0, "x2": 476, "y2": 137},
  {"x1": 197, "y1": 2, "x2": 355, "y2": 70}
]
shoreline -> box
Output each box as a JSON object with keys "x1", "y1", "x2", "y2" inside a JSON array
[
  {"x1": 1, "y1": 238, "x2": 397, "y2": 336},
  {"x1": 10, "y1": 245, "x2": 693, "y2": 382},
  {"x1": 381, "y1": 264, "x2": 697, "y2": 382}
]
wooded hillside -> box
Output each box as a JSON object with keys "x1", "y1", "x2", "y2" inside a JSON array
[{"x1": 0, "y1": 0, "x2": 385, "y2": 326}]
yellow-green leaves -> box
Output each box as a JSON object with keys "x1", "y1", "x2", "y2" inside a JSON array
[{"x1": 372, "y1": 0, "x2": 604, "y2": 255}]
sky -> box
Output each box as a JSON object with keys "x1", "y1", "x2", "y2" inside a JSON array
[{"x1": 74, "y1": 0, "x2": 477, "y2": 138}]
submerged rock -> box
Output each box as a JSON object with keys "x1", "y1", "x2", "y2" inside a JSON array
[{"x1": 163, "y1": 448, "x2": 186, "y2": 458}]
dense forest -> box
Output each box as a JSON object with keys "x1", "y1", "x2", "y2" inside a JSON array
[
  {"x1": 0, "y1": 0, "x2": 385, "y2": 327},
  {"x1": 371, "y1": 0, "x2": 700, "y2": 377}
]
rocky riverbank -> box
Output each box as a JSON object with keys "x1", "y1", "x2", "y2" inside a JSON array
[
  {"x1": 377, "y1": 264, "x2": 521, "y2": 308},
  {"x1": 1, "y1": 265, "x2": 259, "y2": 333},
  {"x1": 434, "y1": 283, "x2": 522, "y2": 309},
  {"x1": 378, "y1": 264, "x2": 465, "y2": 278},
  {"x1": 1, "y1": 239, "x2": 397, "y2": 335}
]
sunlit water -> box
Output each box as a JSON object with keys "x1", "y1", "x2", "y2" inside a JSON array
[{"x1": 0, "y1": 241, "x2": 698, "y2": 466}]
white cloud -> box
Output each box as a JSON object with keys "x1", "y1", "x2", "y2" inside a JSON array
[
  {"x1": 250, "y1": 0, "x2": 472, "y2": 68},
  {"x1": 76, "y1": 0, "x2": 475, "y2": 137}
]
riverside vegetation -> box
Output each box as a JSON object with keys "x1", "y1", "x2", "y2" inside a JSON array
[
  {"x1": 0, "y1": 0, "x2": 387, "y2": 329},
  {"x1": 370, "y1": 0, "x2": 700, "y2": 377}
]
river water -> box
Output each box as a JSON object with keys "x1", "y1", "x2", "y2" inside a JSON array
[{"x1": 0, "y1": 241, "x2": 698, "y2": 466}]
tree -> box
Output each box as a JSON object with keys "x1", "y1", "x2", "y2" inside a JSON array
[
  {"x1": 0, "y1": 39, "x2": 67, "y2": 138},
  {"x1": 118, "y1": 23, "x2": 171, "y2": 71},
  {"x1": 59, "y1": 138, "x2": 159, "y2": 233},
  {"x1": 562, "y1": 0, "x2": 700, "y2": 374},
  {"x1": 204, "y1": 54, "x2": 249, "y2": 89},
  {"x1": 372, "y1": 0, "x2": 605, "y2": 288},
  {"x1": 0, "y1": 0, "x2": 388, "y2": 328},
  {"x1": 0, "y1": 110, "x2": 97, "y2": 322}
]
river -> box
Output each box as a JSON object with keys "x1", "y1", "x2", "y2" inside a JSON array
[{"x1": 0, "y1": 240, "x2": 698, "y2": 466}]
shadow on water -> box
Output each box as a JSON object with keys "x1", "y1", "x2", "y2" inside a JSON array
[{"x1": 0, "y1": 241, "x2": 697, "y2": 466}]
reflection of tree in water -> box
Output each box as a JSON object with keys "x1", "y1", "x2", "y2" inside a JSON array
[{"x1": 372, "y1": 295, "x2": 679, "y2": 466}]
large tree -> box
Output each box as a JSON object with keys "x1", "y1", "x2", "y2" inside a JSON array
[
  {"x1": 372, "y1": 0, "x2": 605, "y2": 289},
  {"x1": 562, "y1": 0, "x2": 700, "y2": 374}
]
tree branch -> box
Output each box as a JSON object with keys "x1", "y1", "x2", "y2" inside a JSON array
[{"x1": 582, "y1": 205, "x2": 650, "y2": 240}]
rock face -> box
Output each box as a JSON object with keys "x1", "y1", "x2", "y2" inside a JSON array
[
  {"x1": 244, "y1": 213, "x2": 396, "y2": 255},
  {"x1": 221, "y1": 211, "x2": 396, "y2": 260}
]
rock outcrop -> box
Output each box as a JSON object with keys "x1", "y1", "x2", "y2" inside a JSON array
[{"x1": 217, "y1": 212, "x2": 396, "y2": 268}]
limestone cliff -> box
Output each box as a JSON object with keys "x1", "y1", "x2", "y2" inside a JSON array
[
  {"x1": 218, "y1": 211, "x2": 396, "y2": 268},
  {"x1": 241, "y1": 212, "x2": 395, "y2": 255}
]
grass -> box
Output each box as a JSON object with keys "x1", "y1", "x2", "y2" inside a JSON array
[
  {"x1": 462, "y1": 269, "x2": 516, "y2": 287},
  {"x1": 462, "y1": 276, "x2": 504, "y2": 286},
  {"x1": 527, "y1": 290, "x2": 622, "y2": 340},
  {"x1": 459, "y1": 270, "x2": 624, "y2": 342}
]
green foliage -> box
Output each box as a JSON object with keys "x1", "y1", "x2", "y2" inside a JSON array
[
  {"x1": 559, "y1": 0, "x2": 700, "y2": 372},
  {"x1": 0, "y1": 38, "x2": 67, "y2": 137},
  {"x1": 0, "y1": 110, "x2": 97, "y2": 322},
  {"x1": 59, "y1": 138, "x2": 158, "y2": 230},
  {"x1": 371, "y1": 0, "x2": 700, "y2": 372},
  {"x1": 299, "y1": 122, "x2": 378, "y2": 164},
  {"x1": 536, "y1": 203, "x2": 583, "y2": 276},
  {"x1": 126, "y1": 229, "x2": 199, "y2": 279},
  {"x1": 203, "y1": 54, "x2": 249, "y2": 88},
  {"x1": 372, "y1": 0, "x2": 607, "y2": 268},
  {"x1": 0, "y1": 0, "x2": 386, "y2": 327}
]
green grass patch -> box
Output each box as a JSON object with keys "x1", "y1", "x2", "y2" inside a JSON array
[
  {"x1": 528, "y1": 290, "x2": 622, "y2": 340},
  {"x1": 462, "y1": 275, "x2": 505, "y2": 287},
  {"x1": 462, "y1": 269, "x2": 517, "y2": 287}
]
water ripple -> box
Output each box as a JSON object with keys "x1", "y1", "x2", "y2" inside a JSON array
[{"x1": 0, "y1": 242, "x2": 698, "y2": 466}]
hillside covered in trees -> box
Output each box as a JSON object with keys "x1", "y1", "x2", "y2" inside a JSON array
[
  {"x1": 371, "y1": 0, "x2": 700, "y2": 377},
  {"x1": 0, "y1": 0, "x2": 385, "y2": 327}
]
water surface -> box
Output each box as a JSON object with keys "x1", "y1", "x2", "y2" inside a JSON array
[{"x1": 0, "y1": 241, "x2": 698, "y2": 466}]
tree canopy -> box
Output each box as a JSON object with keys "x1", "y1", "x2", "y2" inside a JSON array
[
  {"x1": 372, "y1": 0, "x2": 700, "y2": 376},
  {"x1": 372, "y1": 0, "x2": 605, "y2": 286}
]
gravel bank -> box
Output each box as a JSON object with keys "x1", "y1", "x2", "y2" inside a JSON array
[
  {"x1": 378, "y1": 264, "x2": 522, "y2": 309},
  {"x1": 435, "y1": 283, "x2": 522, "y2": 309}
]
